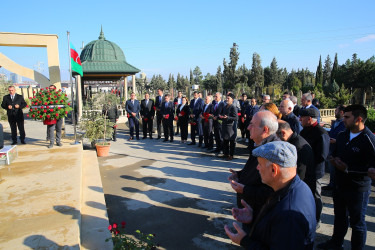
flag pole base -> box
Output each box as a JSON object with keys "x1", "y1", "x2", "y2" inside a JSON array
[{"x1": 70, "y1": 140, "x2": 81, "y2": 145}]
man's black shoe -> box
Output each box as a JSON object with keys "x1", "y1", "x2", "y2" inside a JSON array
[
  {"x1": 48, "y1": 143, "x2": 53, "y2": 148},
  {"x1": 21, "y1": 140, "x2": 26, "y2": 144},
  {"x1": 175, "y1": 132, "x2": 179, "y2": 135},
  {"x1": 188, "y1": 142, "x2": 196, "y2": 145},
  {"x1": 163, "y1": 139, "x2": 168, "y2": 142},
  {"x1": 136, "y1": 137, "x2": 140, "y2": 140},
  {"x1": 170, "y1": 139, "x2": 174, "y2": 142},
  {"x1": 316, "y1": 240, "x2": 343, "y2": 250},
  {"x1": 142, "y1": 137, "x2": 147, "y2": 139},
  {"x1": 56, "y1": 142, "x2": 62, "y2": 147},
  {"x1": 11, "y1": 141, "x2": 17, "y2": 145},
  {"x1": 149, "y1": 137, "x2": 153, "y2": 139},
  {"x1": 156, "y1": 136, "x2": 161, "y2": 140}
]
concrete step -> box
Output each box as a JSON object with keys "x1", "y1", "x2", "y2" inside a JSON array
[{"x1": 80, "y1": 150, "x2": 112, "y2": 250}]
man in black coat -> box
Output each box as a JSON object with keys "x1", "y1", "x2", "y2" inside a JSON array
[
  {"x1": 279, "y1": 99, "x2": 302, "y2": 134},
  {"x1": 228, "y1": 110, "x2": 278, "y2": 230},
  {"x1": 154, "y1": 88, "x2": 164, "y2": 139},
  {"x1": 300, "y1": 108, "x2": 330, "y2": 227},
  {"x1": 201, "y1": 95, "x2": 214, "y2": 150},
  {"x1": 161, "y1": 94, "x2": 174, "y2": 142},
  {"x1": 188, "y1": 91, "x2": 204, "y2": 145},
  {"x1": 140, "y1": 93, "x2": 155, "y2": 139},
  {"x1": 212, "y1": 92, "x2": 225, "y2": 153},
  {"x1": 103, "y1": 101, "x2": 119, "y2": 141},
  {"x1": 1, "y1": 86, "x2": 27, "y2": 145},
  {"x1": 277, "y1": 120, "x2": 315, "y2": 194}
]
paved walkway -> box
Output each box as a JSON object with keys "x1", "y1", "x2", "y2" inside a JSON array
[{"x1": 99, "y1": 124, "x2": 375, "y2": 249}]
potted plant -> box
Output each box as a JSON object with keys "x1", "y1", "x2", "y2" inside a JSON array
[{"x1": 79, "y1": 110, "x2": 114, "y2": 157}]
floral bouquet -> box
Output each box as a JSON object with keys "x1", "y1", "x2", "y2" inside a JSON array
[
  {"x1": 106, "y1": 221, "x2": 158, "y2": 250},
  {"x1": 203, "y1": 112, "x2": 212, "y2": 123},
  {"x1": 164, "y1": 114, "x2": 170, "y2": 120},
  {"x1": 27, "y1": 87, "x2": 72, "y2": 124}
]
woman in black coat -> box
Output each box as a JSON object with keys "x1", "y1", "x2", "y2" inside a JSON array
[
  {"x1": 176, "y1": 97, "x2": 190, "y2": 143},
  {"x1": 219, "y1": 93, "x2": 238, "y2": 160}
]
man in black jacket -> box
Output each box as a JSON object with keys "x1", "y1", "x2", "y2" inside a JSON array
[
  {"x1": 300, "y1": 108, "x2": 330, "y2": 228},
  {"x1": 279, "y1": 99, "x2": 302, "y2": 134},
  {"x1": 228, "y1": 110, "x2": 278, "y2": 230},
  {"x1": 154, "y1": 88, "x2": 164, "y2": 139},
  {"x1": 1, "y1": 86, "x2": 27, "y2": 145},
  {"x1": 103, "y1": 101, "x2": 119, "y2": 141},
  {"x1": 277, "y1": 120, "x2": 315, "y2": 193},
  {"x1": 161, "y1": 94, "x2": 174, "y2": 142},
  {"x1": 318, "y1": 105, "x2": 375, "y2": 250},
  {"x1": 212, "y1": 92, "x2": 225, "y2": 153},
  {"x1": 140, "y1": 93, "x2": 155, "y2": 139}
]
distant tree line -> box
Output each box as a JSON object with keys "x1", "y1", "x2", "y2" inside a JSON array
[{"x1": 135, "y1": 43, "x2": 375, "y2": 108}]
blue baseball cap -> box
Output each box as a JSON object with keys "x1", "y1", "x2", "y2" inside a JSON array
[{"x1": 252, "y1": 141, "x2": 297, "y2": 168}]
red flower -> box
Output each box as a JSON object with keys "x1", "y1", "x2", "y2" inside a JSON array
[
  {"x1": 30, "y1": 108, "x2": 33, "y2": 112},
  {"x1": 50, "y1": 101, "x2": 53, "y2": 104},
  {"x1": 113, "y1": 223, "x2": 118, "y2": 229},
  {"x1": 115, "y1": 230, "x2": 119, "y2": 235},
  {"x1": 37, "y1": 111, "x2": 40, "y2": 114},
  {"x1": 46, "y1": 87, "x2": 49, "y2": 90},
  {"x1": 56, "y1": 113, "x2": 59, "y2": 117},
  {"x1": 44, "y1": 102, "x2": 48, "y2": 105},
  {"x1": 68, "y1": 103, "x2": 71, "y2": 106},
  {"x1": 59, "y1": 89, "x2": 62, "y2": 92},
  {"x1": 113, "y1": 124, "x2": 118, "y2": 128},
  {"x1": 46, "y1": 114, "x2": 50, "y2": 118},
  {"x1": 29, "y1": 97, "x2": 32, "y2": 99},
  {"x1": 180, "y1": 111, "x2": 186, "y2": 116},
  {"x1": 44, "y1": 109, "x2": 47, "y2": 113},
  {"x1": 54, "y1": 96, "x2": 57, "y2": 98},
  {"x1": 33, "y1": 91, "x2": 35, "y2": 93},
  {"x1": 238, "y1": 112, "x2": 241, "y2": 117},
  {"x1": 165, "y1": 114, "x2": 170, "y2": 119},
  {"x1": 55, "y1": 100, "x2": 58, "y2": 103},
  {"x1": 39, "y1": 115, "x2": 43, "y2": 118},
  {"x1": 58, "y1": 107, "x2": 61, "y2": 110},
  {"x1": 65, "y1": 94, "x2": 67, "y2": 97},
  {"x1": 39, "y1": 101, "x2": 42, "y2": 104},
  {"x1": 47, "y1": 106, "x2": 49, "y2": 109},
  {"x1": 26, "y1": 114, "x2": 29, "y2": 117},
  {"x1": 174, "y1": 102, "x2": 178, "y2": 105},
  {"x1": 144, "y1": 118, "x2": 148, "y2": 122},
  {"x1": 60, "y1": 100, "x2": 64, "y2": 103},
  {"x1": 41, "y1": 95, "x2": 44, "y2": 97},
  {"x1": 48, "y1": 97, "x2": 51, "y2": 100},
  {"x1": 127, "y1": 113, "x2": 130, "y2": 118},
  {"x1": 65, "y1": 111, "x2": 68, "y2": 114},
  {"x1": 50, "y1": 109, "x2": 53, "y2": 112},
  {"x1": 174, "y1": 116, "x2": 178, "y2": 121},
  {"x1": 153, "y1": 106, "x2": 157, "y2": 111},
  {"x1": 121, "y1": 221, "x2": 126, "y2": 228},
  {"x1": 58, "y1": 95, "x2": 61, "y2": 97},
  {"x1": 108, "y1": 225, "x2": 112, "y2": 231},
  {"x1": 32, "y1": 114, "x2": 35, "y2": 118}
]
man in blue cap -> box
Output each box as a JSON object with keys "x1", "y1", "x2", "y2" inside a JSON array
[{"x1": 225, "y1": 141, "x2": 316, "y2": 249}]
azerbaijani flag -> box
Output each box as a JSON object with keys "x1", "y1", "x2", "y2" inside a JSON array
[{"x1": 70, "y1": 43, "x2": 83, "y2": 76}]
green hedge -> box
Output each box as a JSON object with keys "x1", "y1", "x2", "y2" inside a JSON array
[{"x1": 366, "y1": 108, "x2": 375, "y2": 133}]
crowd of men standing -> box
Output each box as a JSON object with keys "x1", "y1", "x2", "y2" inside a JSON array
[{"x1": 124, "y1": 89, "x2": 375, "y2": 249}]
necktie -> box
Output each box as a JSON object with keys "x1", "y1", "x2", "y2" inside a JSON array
[
  {"x1": 204, "y1": 105, "x2": 208, "y2": 112},
  {"x1": 146, "y1": 100, "x2": 148, "y2": 106},
  {"x1": 11, "y1": 95, "x2": 14, "y2": 101},
  {"x1": 132, "y1": 100, "x2": 134, "y2": 105}
]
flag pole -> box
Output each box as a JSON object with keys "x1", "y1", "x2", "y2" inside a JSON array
[{"x1": 67, "y1": 31, "x2": 80, "y2": 145}]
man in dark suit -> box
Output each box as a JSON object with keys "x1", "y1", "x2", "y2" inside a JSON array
[
  {"x1": 188, "y1": 91, "x2": 204, "y2": 145},
  {"x1": 140, "y1": 93, "x2": 155, "y2": 139},
  {"x1": 154, "y1": 88, "x2": 164, "y2": 139},
  {"x1": 173, "y1": 91, "x2": 183, "y2": 135},
  {"x1": 1, "y1": 86, "x2": 27, "y2": 145},
  {"x1": 201, "y1": 95, "x2": 214, "y2": 149},
  {"x1": 125, "y1": 92, "x2": 140, "y2": 140},
  {"x1": 161, "y1": 94, "x2": 174, "y2": 142},
  {"x1": 212, "y1": 92, "x2": 225, "y2": 153},
  {"x1": 290, "y1": 96, "x2": 301, "y2": 117}
]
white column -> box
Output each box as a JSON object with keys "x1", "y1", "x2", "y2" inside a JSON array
[
  {"x1": 75, "y1": 75, "x2": 83, "y2": 121},
  {"x1": 132, "y1": 75, "x2": 136, "y2": 94},
  {"x1": 124, "y1": 77, "x2": 128, "y2": 101}
]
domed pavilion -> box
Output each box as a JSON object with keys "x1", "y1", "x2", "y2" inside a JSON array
[{"x1": 79, "y1": 27, "x2": 140, "y2": 99}]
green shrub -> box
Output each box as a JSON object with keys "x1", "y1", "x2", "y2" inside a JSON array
[{"x1": 366, "y1": 108, "x2": 375, "y2": 133}]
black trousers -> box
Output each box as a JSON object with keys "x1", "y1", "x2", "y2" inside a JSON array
[
  {"x1": 142, "y1": 117, "x2": 153, "y2": 138},
  {"x1": 238, "y1": 117, "x2": 246, "y2": 138},
  {"x1": 203, "y1": 124, "x2": 214, "y2": 148},
  {"x1": 9, "y1": 118, "x2": 25, "y2": 142},
  {"x1": 223, "y1": 139, "x2": 235, "y2": 156},
  {"x1": 162, "y1": 118, "x2": 174, "y2": 140},
  {"x1": 180, "y1": 121, "x2": 188, "y2": 140},
  {"x1": 190, "y1": 123, "x2": 198, "y2": 143},
  {"x1": 128, "y1": 117, "x2": 139, "y2": 138},
  {"x1": 213, "y1": 122, "x2": 222, "y2": 150},
  {"x1": 156, "y1": 112, "x2": 162, "y2": 137}
]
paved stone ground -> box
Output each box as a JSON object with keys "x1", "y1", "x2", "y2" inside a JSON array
[{"x1": 93, "y1": 123, "x2": 375, "y2": 250}]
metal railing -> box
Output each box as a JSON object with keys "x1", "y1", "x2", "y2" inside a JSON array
[{"x1": 320, "y1": 109, "x2": 335, "y2": 117}]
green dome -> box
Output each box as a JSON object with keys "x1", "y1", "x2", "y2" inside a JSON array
[
  {"x1": 81, "y1": 29, "x2": 126, "y2": 62},
  {"x1": 80, "y1": 28, "x2": 140, "y2": 74}
]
